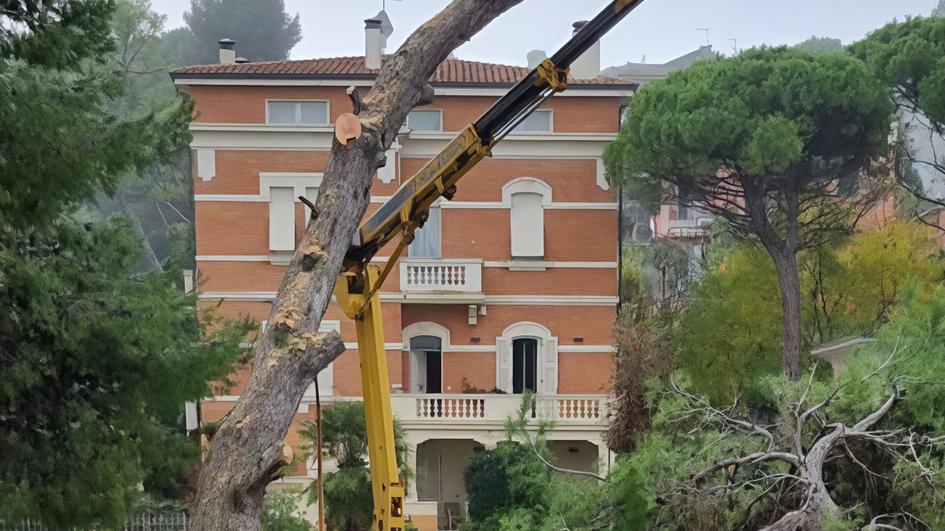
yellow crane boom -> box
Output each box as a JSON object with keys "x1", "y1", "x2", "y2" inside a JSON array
[{"x1": 333, "y1": 2, "x2": 645, "y2": 529}]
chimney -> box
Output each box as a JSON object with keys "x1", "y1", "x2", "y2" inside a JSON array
[
  {"x1": 569, "y1": 21, "x2": 601, "y2": 80},
  {"x1": 218, "y1": 38, "x2": 236, "y2": 64},
  {"x1": 364, "y1": 10, "x2": 393, "y2": 70},
  {"x1": 365, "y1": 18, "x2": 383, "y2": 69},
  {"x1": 526, "y1": 49, "x2": 547, "y2": 68}
]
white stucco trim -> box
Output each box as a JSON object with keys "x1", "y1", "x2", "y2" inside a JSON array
[
  {"x1": 259, "y1": 172, "x2": 323, "y2": 199},
  {"x1": 196, "y1": 292, "x2": 618, "y2": 306},
  {"x1": 595, "y1": 157, "x2": 609, "y2": 191},
  {"x1": 502, "y1": 321, "x2": 553, "y2": 340},
  {"x1": 402, "y1": 321, "x2": 451, "y2": 351},
  {"x1": 501, "y1": 177, "x2": 553, "y2": 206},
  {"x1": 173, "y1": 77, "x2": 633, "y2": 97},
  {"x1": 194, "y1": 255, "x2": 616, "y2": 268}
]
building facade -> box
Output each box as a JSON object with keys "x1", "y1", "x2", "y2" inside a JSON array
[{"x1": 173, "y1": 37, "x2": 633, "y2": 529}]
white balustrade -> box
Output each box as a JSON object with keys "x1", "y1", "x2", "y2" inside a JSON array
[
  {"x1": 391, "y1": 393, "x2": 608, "y2": 426},
  {"x1": 399, "y1": 259, "x2": 482, "y2": 293}
]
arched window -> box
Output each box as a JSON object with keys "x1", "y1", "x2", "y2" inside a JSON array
[
  {"x1": 502, "y1": 178, "x2": 552, "y2": 260},
  {"x1": 403, "y1": 322, "x2": 450, "y2": 394},
  {"x1": 496, "y1": 322, "x2": 558, "y2": 395}
]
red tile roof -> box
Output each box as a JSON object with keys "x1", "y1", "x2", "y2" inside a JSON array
[{"x1": 172, "y1": 56, "x2": 633, "y2": 87}]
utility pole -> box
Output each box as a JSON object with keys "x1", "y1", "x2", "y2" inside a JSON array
[
  {"x1": 728, "y1": 38, "x2": 737, "y2": 55},
  {"x1": 315, "y1": 380, "x2": 325, "y2": 531}
]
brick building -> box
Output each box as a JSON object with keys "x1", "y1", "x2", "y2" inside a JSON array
[{"x1": 172, "y1": 21, "x2": 634, "y2": 529}]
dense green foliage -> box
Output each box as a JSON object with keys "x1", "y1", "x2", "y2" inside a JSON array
[
  {"x1": 851, "y1": 16, "x2": 945, "y2": 129},
  {"x1": 0, "y1": 1, "x2": 249, "y2": 525},
  {"x1": 260, "y1": 489, "x2": 310, "y2": 531},
  {"x1": 180, "y1": 0, "x2": 301, "y2": 64},
  {"x1": 0, "y1": 0, "x2": 115, "y2": 69},
  {"x1": 462, "y1": 396, "x2": 652, "y2": 531},
  {"x1": 605, "y1": 46, "x2": 893, "y2": 378},
  {"x1": 604, "y1": 47, "x2": 890, "y2": 192},
  {"x1": 299, "y1": 401, "x2": 411, "y2": 531},
  {"x1": 677, "y1": 220, "x2": 943, "y2": 403},
  {"x1": 935, "y1": 0, "x2": 945, "y2": 17},
  {"x1": 794, "y1": 35, "x2": 844, "y2": 53}
]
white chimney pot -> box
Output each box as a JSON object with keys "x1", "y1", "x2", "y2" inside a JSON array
[
  {"x1": 365, "y1": 18, "x2": 383, "y2": 70},
  {"x1": 218, "y1": 38, "x2": 236, "y2": 64},
  {"x1": 526, "y1": 49, "x2": 547, "y2": 69},
  {"x1": 569, "y1": 21, "x2": 601, "y2": 80}
]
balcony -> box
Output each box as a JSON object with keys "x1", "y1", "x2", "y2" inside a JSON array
[
  {"x1": 390, "y1": 393, "x2": 609, "y2": 428},
  {"x1": 398, "y1": 259, "x2": 484, "y2": 303},
  {"x1": 666, "y1": 212, "x2": 714, "y2": 238}
]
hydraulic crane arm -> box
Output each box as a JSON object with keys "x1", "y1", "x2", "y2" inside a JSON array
[{"x1": 332, "y1": 2, "x2": 644, "y2": 529}]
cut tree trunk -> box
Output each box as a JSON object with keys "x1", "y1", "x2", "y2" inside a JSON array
[{"x1": 188, "y1": 1, "x2": 523, "y2": 529}]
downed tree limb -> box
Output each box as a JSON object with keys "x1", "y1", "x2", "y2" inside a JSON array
[{"x1": 188, "y1": 1, "x2": 523, "y2": 529}]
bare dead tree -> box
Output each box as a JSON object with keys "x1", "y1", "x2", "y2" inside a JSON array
[
  {"x1": 664, "y1": 340, "x2": 944, "y2": 531},
  {"x1": 188, "y1": 2, "x2": 524, "y2": 528}
]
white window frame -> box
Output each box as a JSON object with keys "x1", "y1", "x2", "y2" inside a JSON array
[
  {"x1": 265, "y1": 99, "x2": 330, "y2": 126},
  {"x1": 402, "y1": 322, "x2": 451, "y2": 394},
  {"x1": 511, "y1": 109, "x2": 553, "y2": 134},
  {"x1": 406, "y1": 109, "x2": 444, "y2": 132},
  {"x1": 261, "y1": 173, "x2": 324, "y2": 255},
  {"x1": 496, "y1": 322, "x2": 558, "y2": 395},
  {"x1": 503, "y1": 177, "x2": 552, "y2": 260}
]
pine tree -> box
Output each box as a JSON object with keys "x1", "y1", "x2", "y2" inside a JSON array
[
  {"x1": 0, "y1": 2, "x2": 250, "y2": 525},
  {"x1": 179, "y1": 0, "x2": 302, "y2": 65}
]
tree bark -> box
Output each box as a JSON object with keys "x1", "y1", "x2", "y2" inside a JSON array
[
  {"x1": 772, "y1": 248, "x2": 803, "y2": 380},
  {"x1": 742, "y1": 178, "x2": 803, "y2": 379},
  {"x1": 188, "y1": 1, "x2": 523, "y2": 529}
]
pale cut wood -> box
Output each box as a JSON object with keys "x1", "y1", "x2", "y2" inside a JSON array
[{"x1": 188, "y1": 1, "x2": 524, "y2": 529}]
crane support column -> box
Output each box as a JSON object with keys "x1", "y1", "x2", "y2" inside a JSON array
[{"x1": 334, "y1": 266, "x2": 404, "y2": 531}]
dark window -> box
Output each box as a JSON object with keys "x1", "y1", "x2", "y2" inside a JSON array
[{"x1": 512, "y1": 338, "x2": 538, "y2": 394}]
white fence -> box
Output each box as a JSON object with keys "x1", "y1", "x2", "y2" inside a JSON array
[{"x1": 2, "y1": 513, "x2": 186, "y2": 531}]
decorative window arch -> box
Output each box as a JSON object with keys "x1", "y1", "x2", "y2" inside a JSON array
[
  {"x1": 502, "y1": 178, "x2": 551, "y2": 259},
  {"x1": 402, "y1": 321, "x2": 451, "y2": 350},
  {"x1": 496, "y1": 321, "x2": 558, "y2": 394},
  {"x1": 501, "y1": 177, "x2": 553, "y2": 206}
]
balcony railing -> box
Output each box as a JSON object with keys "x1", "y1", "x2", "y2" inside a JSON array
[
  {"x1": 666, "y1": 213, "x2": 714, "y2": 238},
  {"x1": 399, "y1": 259, "x2": 482, "y2": 294},
  {"x1": 391, "y1": 393, "x2": 609, "y2": 426}
]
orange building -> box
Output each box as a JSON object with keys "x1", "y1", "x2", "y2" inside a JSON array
[{"x1": 173, "y1": 26, "x2": 634, "y2": 528}]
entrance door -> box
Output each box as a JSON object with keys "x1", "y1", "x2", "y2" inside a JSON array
[{"x1": 512, "y1": 338, "x2": 538, "y2": 394}]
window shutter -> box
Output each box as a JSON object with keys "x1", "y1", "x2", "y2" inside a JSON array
[
  {"x1": 510, "y1": 192, "x2": 544, "y2": 258},
  {"x1": 196, "y1": 148, "x2": 216, "y2": 181},
  {"x1": 496, "y1": 337, "x2": 513, "y2": 393},
  {"x1": 269, "y1": 187, "x2": 296, "y2": 251},
  {"x1": 541, "y1": 337, "x2": 558, "y2": 394}
]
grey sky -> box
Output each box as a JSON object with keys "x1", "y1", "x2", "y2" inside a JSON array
[{"x1": 149, "y1": 0, "x2": 937, "y2": 67}]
